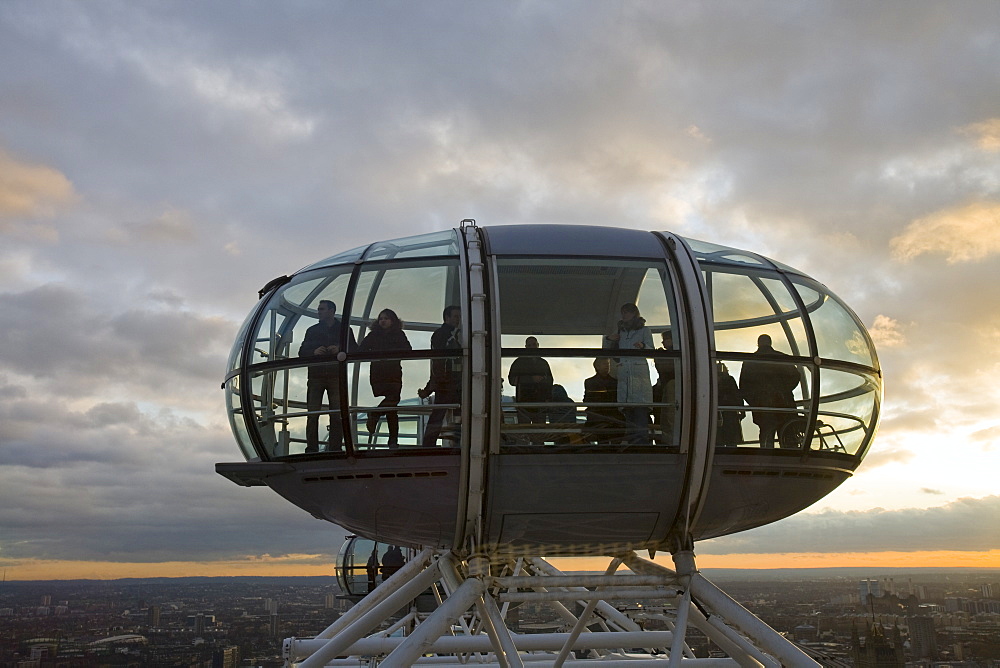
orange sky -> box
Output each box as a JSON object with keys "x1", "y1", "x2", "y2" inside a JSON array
[{"x1": 4, "y1": 551, "x2": 999, "y2": 581}]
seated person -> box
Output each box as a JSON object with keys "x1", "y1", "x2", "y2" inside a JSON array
[
  {"x1": 583, "y1": 357, "x2": 621, "y2": 443},
  {"x1": 547, "y1": 384, "x2": 578, "y2": 445}
]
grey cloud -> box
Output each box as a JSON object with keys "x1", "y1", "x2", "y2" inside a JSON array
[
  {"x1": 701, "y1": 496, "x2": 1000, "y2": 554},
  {"x1": 2, "y1": 1, "x2": 1000, "y2": 570},
  {"x1": 0, "y1": 455, "x2": 340, "y2": 562},
  {"x1": 0, "y1": 283, "x2": 235, "y2": 398},
  {"x1": 123, "y1": 210, "x2": 198, "y2": 245}
]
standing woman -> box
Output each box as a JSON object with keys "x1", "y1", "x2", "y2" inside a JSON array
[
  {"x1": 606, "y1": 303, "x2": 655, "y2": 444},
  {"x1": 359, "y1": 309, "x2": 412, "y2": 448}
]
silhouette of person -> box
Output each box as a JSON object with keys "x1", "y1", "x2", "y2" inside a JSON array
[
  {"x1": 605, "y1": 303, "x2": 654, "y2": 444},
  {"x1": 716, "y1": 362, "x2": 745, "y2": 447},
  {"x1": 366, "y1": 547, "x2": 379, "y2": 592},
  {"x1": 738, "y1": 334, "x2": 799, "y2": 448},
  {"x1": 359, "y1": 309, "x2": 411, "y2": 448},
  {"x1": 508, "y1": 336, "x2": 553, "y2": 443},
  {"x1": 583, "y1": 357, "x2": 620, "y2": 443},
  {"x1": 380, "y1": 545, "x2": 405, "y2": 579},
  {"x1": 547, "y1": 384, "x2": 577, "y2": 444},
  {"x1": 418, "y1": 305, "x2": 462, "y2": 447},
  {"x1": 298, "y1": 300, "x2": 357, "y2": 453},
  {"x1": 652, "y1": 331, "x2": 677, "y2": 444}
]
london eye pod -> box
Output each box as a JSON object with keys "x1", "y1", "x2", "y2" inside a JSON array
[{"x1": 217, "y1": 222, "x2": 881, "y2": 558}]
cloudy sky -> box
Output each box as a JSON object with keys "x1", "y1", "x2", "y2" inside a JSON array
[{"x1": 2, "y1": 1, "x2": 998, "y2": 580}]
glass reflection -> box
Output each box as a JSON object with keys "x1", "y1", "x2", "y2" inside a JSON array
[
  {"x1": 350, "y1": 261, "x2": 461, "y2": 351},
  {"x1": 225, "y1": 377, "x2": 257, "y2": 461},
  {"x1": 228, "y1": 306, "x2": 258, "y2": 373},
  {"x1": 813, "y1": 367, "x2": 878, "y2": 455},
  {"x1": 300, "y1": 244, "x2": 370, "y2": 272},
  {"x1": 683, "y1": 237, "x2": 769, "y2": 267},
  {"x1": 362, "y1": 230, "x2": 460, "y2": 261},
  {"x1": 705, "y1": 267, "x2": 809, "y2": 357},
  {"x1": 793, "y1": 279, "x2": 876, "y2": 367}
]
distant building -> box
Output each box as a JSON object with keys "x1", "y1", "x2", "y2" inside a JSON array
[
  {"x1": 186, "y1": 613, "x2": 215, "y2": 633},
  {"x1": 793, "y1": 624, "x2": 818, "y2": 642},
  {"x1": 860, "y1": 579, "x2": 883, "y2": 604},
  {"x1": 148, "y1": 604, "x2": 161, "y2": 628},
  {"x1": 907, "y1": 616, "x2": 937, "y2": 660},
  {"x1": 213, "y1": 645, "x2": 240, "y2": 668},
  {"x1": 851, "y1": 621, "x2": 904, "y2": 668}
]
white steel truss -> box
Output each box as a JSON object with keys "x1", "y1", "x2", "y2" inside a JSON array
[{"x1": 285, "y1": 549, "x2": 819, "y2": 668}]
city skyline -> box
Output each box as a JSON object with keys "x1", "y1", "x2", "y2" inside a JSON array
[{"x1": 1, "y1": 2, "x2": 999, "y2": 580}]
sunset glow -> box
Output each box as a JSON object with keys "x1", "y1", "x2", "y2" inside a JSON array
[{"x1": 1, "y1": 551, "x2": 996, "y2": 582}]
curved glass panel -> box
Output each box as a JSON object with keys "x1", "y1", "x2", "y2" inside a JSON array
[
  {"x1": 768, "y1": 257, "x2": 809, "y2": 276},
  {"x1": 362, "y1": 230, "x2": 460, "y2": 261},
  {"x1": 243, "y1": 267, "x2": 356, "y2": 457},
  {"x1": 347, "y1": 259, "x2": 463, "y2": 451},
  {"x1": 335, "y1": 538, "x2": 410, "y2": 595},
  {"x1": 704, "y1": 266, "x2": 809, "y2": 358},
  {"x1": 228, "y1": 302, "x2": 262, "y2": 373},
  {"x1": 682, "y1": 237, "x2": 770, "y2": 267},
  {"x1": 241, "y1": 254, "x2": 468, "y2": 459},
  {"x1": 812, "y1": 367, "x2": 878, "y2": 455},
  {"x1": 249, "y1": 268, "x2": 354, "y2": 366},
  {"x1": 300, "y1": 244, "x2": 370, "y2": 271},
  {"x1": 336, "y1": 537, "x2": 378, "y2": 596},
  {"x1": 250, "y1": 365, "x2": 309, "y2": 457},
  {"x1": 349, "y1": 261, "x2": 462, "y2": 350},
  {"x1": 792, "y1": 279, "x2": 876, "y2": 368},
  {"x1": 225, "y1": 377, "x2": 259, "y2": 461}
]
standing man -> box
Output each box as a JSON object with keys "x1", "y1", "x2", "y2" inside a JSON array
[
  {"x1": 418, "y1": 305, "x2": 462, "y2": 447},
  {"x1": 299, "y1": 299, "x2": 357, "y2": 453},
  {"x1": 739, "y1": 334, "x2": 799, "y2": 448},
  {"x1": 507, "y1": 336, "x2": 554, "y2": 441}
]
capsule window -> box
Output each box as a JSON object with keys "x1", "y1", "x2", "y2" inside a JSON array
[
  {"x1": 495, "y1": 258, "x2": 678, "y2": 449},
  {"x1": 813, "y1": 367, "x2": 879, "y2": 455},
  {"x1": 703, "y1": 267, "x2": 809, "y2": 357},
  {"x1": 345, "y1": 259, "x2": 463, "y2": 452},
  {"x1": 793, "y1": 279, "x2": 876, "y2": 367}
]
